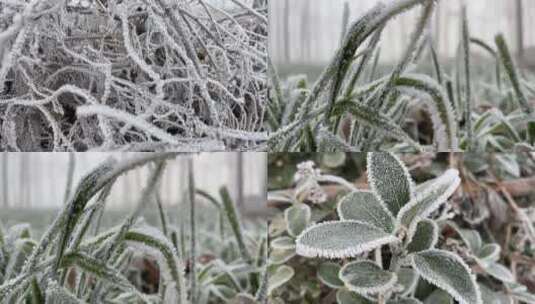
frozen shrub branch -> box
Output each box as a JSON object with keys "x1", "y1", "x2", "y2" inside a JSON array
[{"x1": 0, "y1": 0, "x2": 267, "y2": 151}]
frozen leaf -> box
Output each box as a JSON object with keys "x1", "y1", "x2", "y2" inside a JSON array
[
  {"x1": 339, "y1": 260, "x2": 397, "y2": 294},
  {"x1": 396, "y1": 268, "x2": 418, "y2": 297},
  {"x1": 336, "y1": 288, "x2": 374, "y2": 304},
  {"x1": 397, "y1": 169, "x2": 460, "y2": 229},
  {"x1": 296, "y1": 221, "x2": 398, "y2": 259},
  {"x1": 322, "y1": 153, "x2": 347, "y2": 168},
  {"x1": 446, "y1": 222, "x2": 482, "y2": 253},
  {"x1": 337, "y1": 190, "x2": 395, "y2": 233},
  {"x1": 269, "y1": 248, "x2": 296, "y2": 265},
  {"x1": 479, "y1": 283, "x2": 509, "y2": 304},
  {"x1": 268, "y1": 265, "x2": 294, "y2": 295},
  {"x1": 285, "y1": 204, "x2": 311, "y2": 237},
  {"x1": 317, "y1": 262, "x2": 344, "y2": 288},
  {"x1": 125, "y1": 225, "x2": 186, "y2": 304},
  {"x1": 406, "y1": 219, "x2": 438, "y2": 253},
  {"x1": 476, "y1": 243, "x2": 500, "y2": 264},
  {"x1": 495, "y1": 154, "x2": 520, "y2": 177},
  {"x1": 481, "y1": 262, "x2": 514, "y2": 283},
  {"x1": 424, "y1": 289, "x2": 453, "y2": 304},
  {"x1": 412, "y1": 249, "x2": 482, "y2": 304},
  {"x1": 271, "y1": 237, "x2": 295, "y2": 250},
  {"x1": 367, "y1": 152, "x2": 414, "y2": 217},
  {"x1": 395, "y1": 74, "x2": 459, "y2": 150},
  {"x1": 512, "y1": 290, "x2": 535, "y2": 304},
  {"x1": 331, "y1": 100, "x2": 421, "y2": 150}
]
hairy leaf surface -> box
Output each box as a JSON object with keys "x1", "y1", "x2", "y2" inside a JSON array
[{"x1": 296, "y1": 221, "x2": 398, "y2": 259}]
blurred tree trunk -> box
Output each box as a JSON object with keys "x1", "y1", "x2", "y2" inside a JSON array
[
  {"x1": 300, "y1": 1, "x2": 310, "y2": 62},
  {"x1": 433, "y1": 1, "x2": 441, "y2": 54},
  {"x1": 340, "y1": 2, "x2": 350, "y2": 46},
  {"x1": 283, "y1": 0, "x2": 290, "y2": 62},
  {"x1": 2, "y1": 153, "x2": 8, "y2": 208},
  {"x1": 516, "y1": 0, "x2": 524, "y2": 62},
  {"x1": 236, "y1": 153, "x2": 244, "y2": 210}
]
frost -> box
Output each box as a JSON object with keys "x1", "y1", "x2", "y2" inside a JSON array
[
  {"x1": 0, "y1": 0, "x2": 267, "y2": 151},
  {"x1": 411, "y1": 249, "x2": 482, "y2": 304},
  {"x1": 397, "y1": 169, "x2": 460, "y2": 230},
  {"x1": 317, "y1": 262, "x2": 344, "y2": 289},
  {"x1": 337, "y1": 190, "x2": 395, "y2": 233},
  {"x1": 395, "y1": 74, "x2": 459, "y2": 150},
  {"x1": 125, "y1": 225, "x2": 187, "y2": 304},
  {"x1": 339, "y1": 260, "x2": 398, "y2": 295},
  {"x1": 367, "y1": 152, "x2": 415, "y2": 217},
  {"x1": 267, "y1": 265, "x2": 294, "y2": 295},
  {"x1": 405, "y1": 219, "x2": 438, "y2": 253},
  {"x1": 284, "y1": 203, "x2": 311, "y2": 237},
  {"x1": 295, "y1": 220, "x2": 398, "y2": 259}
]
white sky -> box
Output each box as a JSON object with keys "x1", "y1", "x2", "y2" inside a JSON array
[
  {"x1": 270, "y1": 0, "x2": 535, "y2": 64},
  {"x1": 0, "y1": 153, "x2": 266, "y2": 209}
]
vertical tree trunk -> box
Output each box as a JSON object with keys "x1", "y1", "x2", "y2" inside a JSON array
[
  {"x1": 340, "y1": 2, "x2": 350, "y2": 46},
  {"x1": 300, "y1": 1, "x2": 310, "y2": 62},
  {"x1": 236, "y1": 153, "x2": 244, "y2": 210},
  {"x1": 516, "y1": 0, "x2": 525, "y2": 62},
  {"x1": 2, "y1": 153, "x2": 8, "y2": 208},
  {"x1": 433, "y1": 1, "x2": 441, "y2": 54},
  {"x1": 283, "y1": 0, "x2": 290, "y2": 62}
]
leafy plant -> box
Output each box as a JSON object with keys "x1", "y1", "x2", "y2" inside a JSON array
[
  {"x1": 267, "y1": 153, "x2": 535, "y2": 304},
  {"x1": 0, "y1": 153, "x2": 267, "y2": 303},
  {"x1": 0, "y1": 0, "x2": 267, "y2": 151},
  {"x1": 267, "y1": 0, "x2": 535, "y2": 152}
]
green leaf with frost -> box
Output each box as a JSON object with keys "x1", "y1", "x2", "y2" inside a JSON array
[
  {"x1": 336, "y1": 288, "x2": 373, "y2": 304},
  {"x1": 331, "y1": 100, "x2": 421, "y2": 150},
  {"x1": 337, "y1": 190, "x2": 395, "y2": 233},
  {"x1": 60, "y1": 252, "x2": 149, "y2": 302},
  {"x1": 512, "y1": 290, "x2": 535, "y2": 304},
  {"x1": 4, "y1": 239, "x2": 35, "y2": 280},
  {"x1": 271, "y1": 237, "x2": 295, "y2": 250},
  {"x1": 45, "y1": 280, "x2": 85, "y2": 304},
  {"x1": 395, "y1": 74, "x2": 459, "y2": 150},
  {"x1": 397, "y1": 169, "x2": 460, "y2": 229},
  {"x1": 317, "y1": 262, "x2": 344, "y2": 288},
  {"x1": 339, "y1": 260, "x2": 397, "y2": 294},
  {"x1": 412, "y1": 249, "x2": 482, "y2": 304},
  {"x1": 125, "y1": 225, "x2": 186, "y2": 304},
  {"x1": 269, "y1": 248, "x2": 295, "y2": 265},
  {"x1": 476, "y1": 243, "x2": 500, "y2": 265},
  {"x1": 424, "y1": 289, "x2": 453, "y2": 304},
  {"x1": 396, "y1": 268, "x2": 418, "y2": 297},
  {"x1": 481, "y1": 262, "x2": 514, "y2": 283},
  {"x1": 367, "y1": 153, "x2": 414, "y2": 217},
  {"x1": 406, "y1": 219, "x2": 438, "y2": 253},
  {"x1": 296, "y1": 221, "x2": 398, "y2": 259},
  {"x1": 479, "y1": 283, "x2": 509, "y2": 304},
  {"x1": 446, "y1": 222, "x2": 482, "y2": 253},
  {"x1": 285, "y1": 204, "x2": 311, "y2": 237},
  {"x1": 268, "y1": 265, "x2": 294, "y2": 295}
]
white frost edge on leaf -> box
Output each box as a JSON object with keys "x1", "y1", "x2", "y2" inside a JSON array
[
  {"x1": 411, "y1": 249, "x2": 483, "y2": 304},
  {"x1": 397, "y1": 73, "x2": 459, "y2": 150},
  {"x1": 367, "y1": 152, "x2": 416, "y2": 213},
  {"x1": 396, "y1": 169, "x2": 460, "y2": 229},
  {"x1": 295, "y1": 220, "x2": 399, "y2": 259},
  {"x1": 336, "y1": 190, "x2": 395, "y2": 231},
  {"x1": 476, "y1": 243, "x2": 501, "y2": 263},
  {"x1": 405, "y1": 218, "x2": 439, "y2": 252},
  {"x1": 284, "y1": 203, "x2": 311, "y2": 237},
  {"x1": 340, "y1": 260, "x2": 398, "y2": 295}
]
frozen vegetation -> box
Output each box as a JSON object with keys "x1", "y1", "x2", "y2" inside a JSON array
[
  {"x1": 0, "y1": 0, "x2": 267, "y2": 151},
  {"x1": 267, "y1": 0, "x2": 535, "y2": 152}
]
